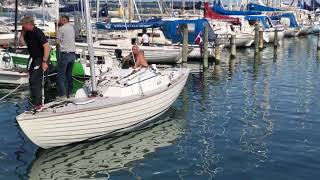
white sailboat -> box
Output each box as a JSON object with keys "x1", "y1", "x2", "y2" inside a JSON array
[
  {"x1": 0, "y1": 53, "x2": 28, "y2": 85},
  {"x1": 0, "y1": 25, "x2": 15, "y2": 45},
  {"x1": 210, "y1": 20, "x2": 255, "y2": 47},
  {"x1": 0, "y1": 2, "x2": 28, "y2": 85},
  {"x1": 16, "y1": 0, "x2": 190, "y2": 149},
  {"x1": 76, "y1": 41, "x2": 184, "y2": 64}
]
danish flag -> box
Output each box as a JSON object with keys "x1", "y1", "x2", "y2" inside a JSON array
[{"x1": 195, "y1": 31, "x2": 203, "y2": 53}]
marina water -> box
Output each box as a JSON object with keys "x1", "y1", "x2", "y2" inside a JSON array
[{"x1": 1, "y1": 36, "x2": 320, "y2": 179}]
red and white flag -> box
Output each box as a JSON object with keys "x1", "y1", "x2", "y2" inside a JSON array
[{"x1": 195, "y1": 31, "x2": 203, "y2": 53}]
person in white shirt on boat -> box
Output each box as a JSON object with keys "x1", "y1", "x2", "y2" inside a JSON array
[
  {"x1": 141, "y1": 29, "x2": 150, "y2": 46},
  {"x1": 56, "y1": 15, "x2": 76, "y2": 100}
]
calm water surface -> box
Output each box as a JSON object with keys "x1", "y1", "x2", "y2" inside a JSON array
[{"x1": 1, "y1": 36, "x2": 320, "y2": 180}]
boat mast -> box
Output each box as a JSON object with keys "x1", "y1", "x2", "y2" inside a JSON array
[
  {"x1": 56, "y1": 0, "x2": 59, "y2": 33},
  {"x1": 132, "y1": 0, "x2": 141, "y2": 20},
  {"x1": 14, "y1": 0, "x2": 18, "y2": 50},
  {"x1": 95, "y1": 0, "x2": 100, "y2": 41},
  {"x1": 42, "y1": 0, "x2": 45, "y2": 27},
  {"x1": 84, "y1": 0, "x2": 98, "y2": 94},
  {"x1": 182, "y1": 0, "x2": 185, "y2": 15},
  {"x1": 157, "y1": 0, "x2": 163, "y2": 15},
  {"x1": 171, "y1": 0, "x2": 173, "y2": 16},
  {"x1": 193, "y1": 0, "x2": 195, "y2": 14}
]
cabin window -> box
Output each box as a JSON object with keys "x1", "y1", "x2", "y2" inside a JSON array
[
  {"x1": 248, "y1": 20, "x2": 258, "y2": 26},
  {"x1": 85, "y1": 55, "x2": 105, "y2": 64},
  {"x1": 266, "y1": 18, "x2": 273, "y2": 27},
  {"x1": 99, "y1": 43, "x2": 117, "y2": 47},
  {"x1": 137, "y1": 33, "x2": 160, "y2": 37}
]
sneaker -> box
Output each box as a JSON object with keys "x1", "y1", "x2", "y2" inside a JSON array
[
  {"x1": 34, "y1": 104, "x2": 45, "y2": 112},
  {"x1": 56, "y1": 96, "x2": 67, "y2": 101}
]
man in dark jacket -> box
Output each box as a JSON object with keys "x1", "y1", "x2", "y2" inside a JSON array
[{"x1": 19, "y1": 16, "x2": 50, "y2": 111}]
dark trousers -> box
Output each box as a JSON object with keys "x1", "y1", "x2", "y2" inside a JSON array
[
  {"x1": 28, "y1": 57, "x2": 43, "y2": 106},
  {"x1": 57, "y1": 52, "x2": 75, "y2": 97}
]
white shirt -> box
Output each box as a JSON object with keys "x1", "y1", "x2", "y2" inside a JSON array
[
  {"x1": 57, "y1": 23, "x2": 76, "y2": 52},
  {"x1": 142, "y1": 34, "x2": 149, "y2": 43}
]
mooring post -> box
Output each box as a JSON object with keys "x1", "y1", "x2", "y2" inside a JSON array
[
  {"x1": 214, "y1": 46, "x2": 221, "y2": 64},
  {"x1": 317, "y1": 32, "x2": 320, "y2": 51},
  {"x1": 230, "y1": 35, "x2": 236, "y2": 58},
  {"x1": 203, "y1": 24, "x2": 209, "y2": 69},
  {"x1": 254, "y1": 23, "x2": 260, "y2": 54},
  {"x1": 274, "y1": 28, "x2": 279, "y2": 48},
  {"x1": 259, "y1": 30, "x2": 264, "y2": 50},
  {"x1": 182, "y1": 24, "x2": 188, "y2": 63}
]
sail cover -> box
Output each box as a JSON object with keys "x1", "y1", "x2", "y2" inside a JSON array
[
  {"x1": 212, "y1": 1, "x2": 262, "y2": 15},
  {"x1": 204, "y1": 2, "x2": 240, "y2": 25},
  {"x1": 247, "y1": 3, "x2": 283, "y2": 11}
]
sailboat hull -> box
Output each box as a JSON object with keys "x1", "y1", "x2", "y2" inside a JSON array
[
  {"x1": 76, "y1": 43, "x2": 183, "y2": 64},
  {"x1": 0, "y1": 69, "x2": 28, "y2": 85},
  {"x1": 16, "y1": 68, "x2": 189, "y2": 149}
]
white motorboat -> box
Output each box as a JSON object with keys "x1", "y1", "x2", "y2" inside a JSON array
[
  {"x1": 16, "y1": 67, "x2": 189, "y2": 149},
  {"x1": 28, "y1": 113, "x2": 184, "y2": 179},
  {"x1": 0, "y1": 51, "x2": 28, "y2": 85}
]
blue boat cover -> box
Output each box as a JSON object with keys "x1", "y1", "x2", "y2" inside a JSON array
[
  {"x1": 96, "y1": 18, "x2": 216, "y2": 44},
  {"x1": 96, "y1": 21, "x2": 163, "y2": 30},
  {"x1": 244, "y1": 15, "x2": 272, "y2": 29},
  {"x1": 247, "y1": 3, "x2": 283, "y2": 11},
  {"x1": 160, "y1": 19, "x2": 216, "y2": 44},
  {"x1": 212, "y1": 2, "x2": 262, "y2": 15},
  {"x1": 270, "y1": 13, "x2": 299, "y2": 28}
]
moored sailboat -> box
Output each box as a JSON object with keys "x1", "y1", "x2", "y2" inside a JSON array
[{"x1": 16, "y1": 0, "x2": 190, "y2": 149}]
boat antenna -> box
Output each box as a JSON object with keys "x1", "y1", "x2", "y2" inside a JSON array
[{"x1": 84, "y1": 0, "x2": 98, "y2": 95}]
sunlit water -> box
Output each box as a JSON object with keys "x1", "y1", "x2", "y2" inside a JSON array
[{"x1": 1, "y1": 36, "x2": 320, "y2": 180}]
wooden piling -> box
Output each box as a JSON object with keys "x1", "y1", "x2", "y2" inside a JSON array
[
  {"x1": 230, "y1": 35, "x2": 236, "y2": 58},
  {"x1": 203, "y1": 24, "x2": 209, "y2": 69},
  {"x1": 317, "y1": 32, "x2": 320, "y2": 50},
  {"x1": 182, "y1": 24, "x2": 188, "y2": 63},
  {"x1": 259, "y1": 30, "x2": 264, "y2": 50},
  {"x1": 254, "y1": 24, "x2": 260, "y2": 54},
  {"x1": 274, "y1": 28, "x2": 278, "y2": 48},
  {"x1": 214, "y1": 46, "x2": 221, "y2": 64}
]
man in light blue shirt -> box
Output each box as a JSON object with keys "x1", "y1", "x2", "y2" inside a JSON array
[{"x1": 56, "y1": 15, "x2": 76, "y2": 99}]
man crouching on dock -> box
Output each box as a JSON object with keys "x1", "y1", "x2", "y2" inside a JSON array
[{"x1": 19, "y1": 16, "x2": 50, "y2": 111}]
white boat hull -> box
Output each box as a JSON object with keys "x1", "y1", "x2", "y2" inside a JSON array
[
  {"x1": 0, "y1": 69, "x2": 29, "y2": 85},
  {"x1": 216, "y1": 34, "x2": 254, "y2": 48},
  {"x1": 187, "y1": 45, "x2": 214, "y2": 59},
  {"x1": 17, "y1": 68, "x2": 189, "y2": 149},
  {"x1": 265, "y1": 29, "x2": 284, "y2": 43},
  {"x1": 307, "y1": 24, "x2": 320, "y2": 34},
  {"x1": 297, "y1": 26, "x2": 312, "y2": 36},
  {"x1": 76, "y1": 43, "x2": 183, "y2": 64},
  {"x1": 284, "y1": 27, "x2": 299, "y2": 37},
  {"x1": 0, "y1": 33, "x2": 15, "y2": 45}
]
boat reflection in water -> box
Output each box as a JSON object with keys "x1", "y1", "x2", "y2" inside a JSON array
[{"x1": 28, "y1": 108, "x2": 186, "y2": 179}]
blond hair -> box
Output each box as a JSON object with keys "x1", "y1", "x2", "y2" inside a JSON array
[{"x1": 21, "y1": 16, "x2": 34, "y2": 25}]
